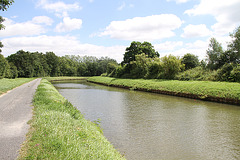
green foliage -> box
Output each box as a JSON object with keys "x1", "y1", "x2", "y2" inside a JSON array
[
  {"x1": 230, "y1": 65, "x2": 240, "y2": 82},
  {"x1": 227, "y1": 26, "x2": 240, "y2": 63},
  {"x1": 19, "y1": 79, "x2": 125, "y2": 160},
  {"x1": 216, "y1": 63, "x2": 235, "y2": 81},
  {"x1": 206, "y1": 38, "x2": 224, "y2": 70},
  {"x1": 160, "y1": 55, "x2": 183, "y2": 79},
  {"x1": 176, "y1": 66, "x2": 217, "y2": 81},
  {"x1": 182, "y1": 53, "x2": 199, "y2": 70},
  {"x1": 0, "y1": 0, "x2": 14, "y2": 11},
  {"x1": 122, "y1": 41, "x2": 159, "y2": 65},
  {"x1": 0, "y1": 0, "x2": 14, "y2": 52},
  {"x1": 0, "y1": 54, "x2": 8, "y2": 79}
]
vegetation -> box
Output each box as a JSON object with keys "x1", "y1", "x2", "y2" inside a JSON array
[
  {"x1": 88, "y1": 76, "x2": 240, "y2": 102},
  {"x1": 0, "y1": 0, "x2": 14, "y2": 53},
  {"x1": 0, "y1": 78, "x2": 35, "y2": 95},
  {"x1": 2, "y1": 51, "x2": 117, "y2": 78},
  {"x1": 19, "y1": 79, "x2": 125, "y2": 160}
]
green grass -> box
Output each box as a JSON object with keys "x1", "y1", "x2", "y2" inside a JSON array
[
  {"x1": 0, "y1": 78, "x2": 36, "y2": 95},
  {"x1": 19, "y1": 79, "x2": 125, "y2": 160},
  {"x1": 88, "y1": 76, "x2": 240, "y2": 101},
  {"x1": 44, "y1": 77, "x2": 88, "y2": 81}
]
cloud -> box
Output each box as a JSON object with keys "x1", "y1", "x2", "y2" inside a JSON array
[
  {"x1": 32, "y1": 16, "x2": 54, "y2": 26},
  {"x1": 0, "y1": 17, "x2": 53, "y2": 37},
  {"x1": 181, "y1": 24, "x2": 212, "y2": 38},
  {"x1": 154, "y1": 41, "x2": 183, "y2": 51},
  {"x1": 166, "y1": 0, "x2": 191, "y2": 4},
  {"x1": 117, "y1": 2, "x2": 126, "y2": 11},
  {"x1": 37, "y1": 0, "x2": 81, "y2": 13},
  {"x1": 1, "y1": 35, "x2": 126, "y2": 62},
  {"x1": 99, "y1": 14, "x2": 183, "y2": 41},
  {"x1": 55, "y1": 17, "x2": 82, "y2": 32},
  {"x1": 185, "y1": 0, "x2": 240, "y2": 35}
]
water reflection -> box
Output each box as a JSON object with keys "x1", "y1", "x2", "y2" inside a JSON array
[{"x1": 53, "y1": 80, "x2": 240, "y2": 160}]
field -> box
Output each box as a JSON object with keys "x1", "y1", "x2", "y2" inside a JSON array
[
  {"x1": 88, "y1": 76, "x2": 240, "y2": 105},
  {"x1": 0, "y1": 78, "x2": 35, "y2": 95},
  {"x1": 19, "y1": 79, "x2": 125, "y2": 159}
]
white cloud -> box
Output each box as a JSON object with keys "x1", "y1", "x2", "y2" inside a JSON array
[
  {"x1": 32, "y1": 16, "x2": 54, "y2": 26},
  {"x1": 167, "y1": 0, "x2": 191, "y2": 4},
  {"x1": 154, "y1": 41, "x2": 183, "y2": 51},
  {"x1": 99, "y1": 14, "x2": 183, "y2": 41},
  {"x1": 55, "y1": 17, "x2": 82, "y2": 32},
  {"x1": 89, "y1": 0, "x2": 94, "y2": 3},
  {"x1": 181, "y1": 24, "x2": 212, "y2": 38},
  {"x1": 1, "y1": 35, "x2": 126, "y2": 62},
  {"x1": 37, "y1": 0, "x2": 81, "y2": 13},
  {"x1": 118, "y1": 2, "x2": 126, "y2": 11},
  {"x1": 0, "y1": 17, "x2": 51, "y2": 37},
  {"x1": 185, "y1": 0, "x2": 240, "y2": 35}
]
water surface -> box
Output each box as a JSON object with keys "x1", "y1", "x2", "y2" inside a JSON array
[{"x1": 53, "y1": 80, "x2": 240, "y2": 160}]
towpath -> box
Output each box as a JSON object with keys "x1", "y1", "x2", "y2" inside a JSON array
[{"x1": 0, "y1": 78, "x2": 41, "y2": 160}]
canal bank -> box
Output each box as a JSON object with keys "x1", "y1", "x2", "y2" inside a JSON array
[
  {"x1": 88, "y1": 76, "x2": 240, "y2": 105},
  {"x1": 19, "y1": 79, "x2": 125, "y2": 159},
  {"x1": 53, "y1": 79, "x2": 240, "y2": 160}
]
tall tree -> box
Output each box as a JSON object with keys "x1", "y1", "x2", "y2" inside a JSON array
[
  {"x1": 227, "y1": 26, "x2": 240, "y2": 63},
  {"x1": 0, "y1": 0, "x2": 14, "y2": 53},
  {"x1": 182, "y1": 53, "x2": 199, "y2": 70},
  {"x1": 206, "y1": 38, "x2": 224, "y2": 70},
  {"x1": 122, "y1": 41, "x2": 159, "y2": 65}
]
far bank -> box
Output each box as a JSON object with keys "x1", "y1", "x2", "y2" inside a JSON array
[{"x1": 88, "y1": 76, "x2": 240, "y2": 105}]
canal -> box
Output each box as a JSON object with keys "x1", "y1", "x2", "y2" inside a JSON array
[{"x1": 53, "y1": 80, "x2": 240, "y2": 160}]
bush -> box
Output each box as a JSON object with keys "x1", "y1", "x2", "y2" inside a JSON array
[
  {"x1": 216, "y1": 63, "x2": 234, "y2": 81},
  {"x1": 230, "y1": 65, "x2": 240, "y2": 82},
  {"x1": 176, "y1": 66, "x2": 218, "y2": 81}
]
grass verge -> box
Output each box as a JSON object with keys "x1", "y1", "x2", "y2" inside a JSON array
[
  {"x1": 88, "y1": 76, "x2": 240, "y2": 105},
  {"x1": 0, "y1": 78, "x2": 36, "y2": 95},
  {"x1": 44, "y1": 77, "x2": 88, "y2": 82},
  {"x1": 18, "y1": 79, "x2": 125, "y2": 160}
]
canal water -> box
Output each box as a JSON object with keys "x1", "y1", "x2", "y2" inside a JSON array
[{"x1": 53, "y1": 80, "x2": 240, "y2": 160}]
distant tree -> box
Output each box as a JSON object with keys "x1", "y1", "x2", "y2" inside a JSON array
[
  {"x1": 206, "y1": 38, "x2": 224, "y2": 70},
  {"x1": 122, "y1": 41, "x2": 159, "y2": 65},
  {"x1": 182, "y1": 53, "x2": 199, "y2": 70},
  {"x1": 45, "y1": 52, "x2": 60, "y2": 77},
  {"x1": 0, "y1": 54, "x2": 9, "y2": 78}
]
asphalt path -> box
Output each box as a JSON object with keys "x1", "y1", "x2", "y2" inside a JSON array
[{"x1": 0, "y1": 78, "x2": 41, "y2": 160}]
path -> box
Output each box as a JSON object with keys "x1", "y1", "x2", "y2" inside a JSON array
[{"x1": 0, "y1": 78, "x2": 41, "y2": 160}]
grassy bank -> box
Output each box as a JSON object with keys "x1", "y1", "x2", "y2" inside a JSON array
[
  {"x1": 88, "y1": 77, "x2": 240, "y2": 105},
  {"x1": 19, "y1": 79, "x2": 125, "y2": 160},
  {"x1": 0, "y1": 78, "x2": 35, "y2": 95},
  {"x1": 44, "y1": 76, "x2": 87, "y2": 82}
]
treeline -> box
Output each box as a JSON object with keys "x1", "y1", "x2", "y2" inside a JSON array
[
  {"x1": 1, "y1": 26, "x2": 240, "y2": 82},
  {"x1": 107, "y1": 26, "x2": 240, "y2": 82},
  {"x1": 0, "y1": 50, "x2": 117, "y2": 78}
]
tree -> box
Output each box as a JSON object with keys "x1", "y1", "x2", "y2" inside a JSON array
[
  {"x1": 0, "y1": 0, "x2": 14, "y2": 53},
  {"x1": 227, "y1": 26, "x2": 240, "y2": 63},
  {"x1": 122, "y1": 41, "x2": 159, "y2": 65},
  {"x1": 206, "y1": 38, "x2": 224, "y2": 70},
  {"x1": 160, "y1": 55, "x2": 183, "y2": 79},
  {"x1": 182, "y1": 53, "x2": 199, "y2": 70},
  {"x1": 45, "y1": 52, "x2": 60, "y2": 77},
  {"x1": 0, "y1": 54, "x2": 9, "y2": 78}
]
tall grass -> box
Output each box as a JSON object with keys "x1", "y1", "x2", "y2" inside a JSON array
[
  {"x1": 19, "y1": 79, "x2": 125, "y2": 160},
  {"x1": 0, "y1": 78, "x2": 35, "y2": 95}
]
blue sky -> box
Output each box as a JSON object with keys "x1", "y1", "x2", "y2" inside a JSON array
[{"x1": 1, "y1": 0, "x2": 240, "y2": 62}]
